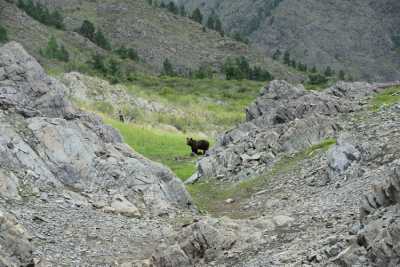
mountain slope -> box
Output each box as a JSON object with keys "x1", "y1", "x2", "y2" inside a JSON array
[
  {"x1": 0, "y1": 0, "x2": 302, "y2": 81},
  {"x1": 177, "y1": 0, "x2": 400, "y2": 81}
]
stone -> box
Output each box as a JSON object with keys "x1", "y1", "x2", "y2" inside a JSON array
[
  {"x1": 108, "y1": 194, "x2": 141, "y2": 218},
  {"x1": 273, "y1": 215, "x2": 294, "y2": 227}
]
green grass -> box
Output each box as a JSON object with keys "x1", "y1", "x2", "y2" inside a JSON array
[
  {"x1": 123, "y1": 74, "x2": 265, "y2": 133},
  {"x1": 103, "y1": 116, "x2": 207, "y2": 180},
  {"x1": 70, "y1": 72, "x2": 265, "y2": 135},
  {"x1": 371, "y1": 86, "x2": 400, "y2": 111},
  {"x1": 187, "y1": 138, "x2": 336, "y2": 217}
]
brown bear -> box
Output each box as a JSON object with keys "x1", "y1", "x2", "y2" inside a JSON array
[{"x1": 186, "y1": 138, "x2": 209, "y2": 156}]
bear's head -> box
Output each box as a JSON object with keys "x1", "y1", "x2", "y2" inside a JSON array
[{"x1": 186, "y1": 137, "x2": 194, "y2": 146}]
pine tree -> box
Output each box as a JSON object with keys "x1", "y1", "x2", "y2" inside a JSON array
[
  {"x1": 179, "y1": 5, "x2": 186, "y2": 16},
  {"x1": 311, "y1": 66, "x2": 317, "y2": 73},
  {"x1": 95, "y1": 30, "x2": 111, "y2": 50},
  {"x1": 91, "y1": 53, "x2": 107, "y2": 73},
  {"x1": 79, "y1": 20, "x2": 96, "y2": 41},
  {"x1": 283, "y1": 51, "x2": 290, "y2": 65},
  {"x1": 190, "y1": 8, "x2": 203, "y2": 24},
  {"x1": 58, "y1": 44, "x2": 69, "y2": 62},
  {"x1": 0, "y1": 25, "x2": 8, "y2": 43},
  {"x1": 49, "y1": 10, "x2": 64, "y2": 29},
  {"x1": 338, "y1": 70, "x2": 345, "y2": 80},
  {"x1": 272, "y1": 49, "x2": 281, "y2": 60},
  {"x1": 324, "y1": 66, "x2": 333, "y2": 77},
  {"x1": 162, "y1": 58, "x2": 175, "y2": 76},
  {"x1": 167, "y1": 2, "x2": 178, "y2": 14},
  {"x1": 214, "y1": 17, "x2": 224, "y2": 35},
  {"x1": 45, "y1": 35, "x2": 59, "y2": 59},
  {"x1": 127, "y1": 48, "x2": 139, "y2": 61},
  {"x1": 206, "y1": 15, "x2": 215, "y2": 30}
]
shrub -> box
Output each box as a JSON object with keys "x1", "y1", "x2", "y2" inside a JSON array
[
  {"x1": 308, "y1": 73, "x2": 328, "y2": 85},
  {"x1": 190, "y1": 8, "x2": 203, "y2": 24},
  {"x1": 17, "y1": 0, "x2": 64, "y2": 29},
  {"x1": 0, "y1": 25, "x2": 8, "y2": 43},
  {"x1": 115, "y1": 46, "x2": 139, "y2": 61},
  {"x1": 162, "y1": 58, "x2": 176, "y2": 76},
  {"x1": 40, "y1": 36, "x2": 69, "y2": 62}
]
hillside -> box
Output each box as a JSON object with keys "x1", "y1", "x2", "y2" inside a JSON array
[
  {"x1": 175, "y1": 0, "x2": 400, "y2": 81},
  {"x1": 0, "y1": 0, "x2": 301, "y2": 81},
  {"x1": 2, "y1": 43, "x2": 400, "y2": 266}
]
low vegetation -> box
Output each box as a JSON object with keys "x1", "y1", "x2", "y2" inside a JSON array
[
  {"x1": 103, "y1": 117, "x2": 200, "y2": 180},
  {"x1": 371, "y1": 85, "x2": 400, "y2": 111},
  {"x1": 40, "y1": 36, "x2": 69, "y2": 62},
  {"x1": 0, "y1": 25, "x2": 8, "y2": 43},
  {"x1": 188, "y1": 138, "x2": 336, "y2": 217},
  {"x1": 17, "y1": 0, "x2": 64, "y2": 29}
]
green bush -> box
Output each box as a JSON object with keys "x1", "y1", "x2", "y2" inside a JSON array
[
  {"x1": 0, "y1": 25, "x2": 8, "y2": 43},
  {"x1": 223, "y1": 56, "x2": 273, "y2": 81},
  {"x1": 308, "y1": 73, "x2": 328, "y2": 85},
  {"x1": 190, "y1": 8, "x2": 203, "y2": 24},
  {"x1": 17, "y1": 0, "x2": 64, "y2": 29},
  {"x1": 77, "y1": 20, "x2": 112, "y2": 50},
  {"x1": 40, "y1": 36, "x2": 69, "y2": 62},
  {"x1": 115, "y1": 46, "x2": 139, "y2": 61}
]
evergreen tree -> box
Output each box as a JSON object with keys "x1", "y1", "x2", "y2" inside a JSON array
[
  {"x1": 0, "y1": 25, "x2": 8, "y2": 43},
  {"x1": 90, "y1": 53, "x2": 107, "y2": 73},
  {"x1": 58, "y1": 44, "x2": 70, "y2": 62},
  {"x1": 167, "y1": 2, "x2": 178, "y2": 14},
  {"x1": 206, "y1": 15, "x2": 215, "y2": 30},
  {"x1": 214, "y1": 17, "x2": 224, "y2": 35},
  {"x1": 311, "y1": 66, "x2": 317, "y2": 73},
  {"x1": 190, "y1": 8, "x2": 203, "y2": 24},
  {"x1": 272, "y1": 49, "x2": 281, "y2": 60},
  {"x1": 179, "y1": 5, "x2": 186, "y2": 16},
  {"x1": 49, "y1": 10, "x2": 64, "y2": 29},
  {"x1": 44, "y1": 35, "x2": 59, "y2": 59},
  {"x1": 162, "y1": 58, "x2": 175, "y2": 76},
  {"x1": 127, "y1": 48, "x2": 139, "y2": 61},
  {"x1": 108, "y1": 58, "x2": 120, "y2": 76},
  {"x1": 237, "y1": 56, "x2": 251, "y2": 79},
  {"x1": 338, "y1": 70, "x2": 345, "y2": 80},
  {"x1": 41, "y1": 36, "x2": 69, "y2": 62},
  {"x1": 18, "y1": 0, "x2": 64, "y2": 29},
  {"x1": 324, "y1": 66, "x2": 333, "y2": 77},
  {"x1": 79, "y1": 20, "x2": 96, "y2": 41},
  {"x1": 308, "y1": 73, "x2": 328, "y2": 85},
  {"x1": 283, "y1": 51, "x2": 290, "y2": 65},
  {"x1": 95, "y1": 30, "x2": 111, "y2": 50},
  {"x1": 223, "y1": 57, "x2": 238, "y2": 80}
]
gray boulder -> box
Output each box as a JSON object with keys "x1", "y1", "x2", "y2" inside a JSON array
[
  {"x1": 0, "y1": 209, "x2": 34, "y2": 267},
  {"x1": 327, "y1": 135, "x2": 360, "y2": 176},
  {"x1": 0, "y1": 42, "x2": 193, "y2": 217}
]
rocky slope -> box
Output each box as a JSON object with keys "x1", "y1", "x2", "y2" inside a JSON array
[
  {"x1": 0, "y1": 0, "x2": 300, "y2": 81},
  {"x1": 0, "y1": 41, "x2": 194, "y2": 265},
  {"x1": 185, "y1": 79, "x2": 400, "y2": 265},
  {"x1": 176, "y1": 0, "x2": 400, "y2": 81},
  {"x1": 2, "y1": 41, "x2": 400, "y2": 266}
]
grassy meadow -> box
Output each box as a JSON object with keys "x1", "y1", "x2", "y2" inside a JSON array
[{"x1": 69, "y1": 74, "x2": 264, "y2": 180}]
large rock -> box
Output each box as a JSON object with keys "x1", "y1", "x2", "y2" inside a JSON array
[
  {"x1": 0, "y1": 210, "x2": 34, "y2": 267},
  {"x1": 195, "y1": 80, "x2": 368, "y2": 182},
  {"x1": 0, "y1": 42, "x2": 192, "y2": 216}
]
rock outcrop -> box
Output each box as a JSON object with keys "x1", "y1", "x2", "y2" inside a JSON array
[
  {"x1": 0, "y1": 42, "x2": 193, "y2": 265},
  {"x1": 0, "y1": 210, "x2": 34, "y2": 267},
  {"x1": 192, "y1": 80, "x2": 400, "y2": 183}
]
